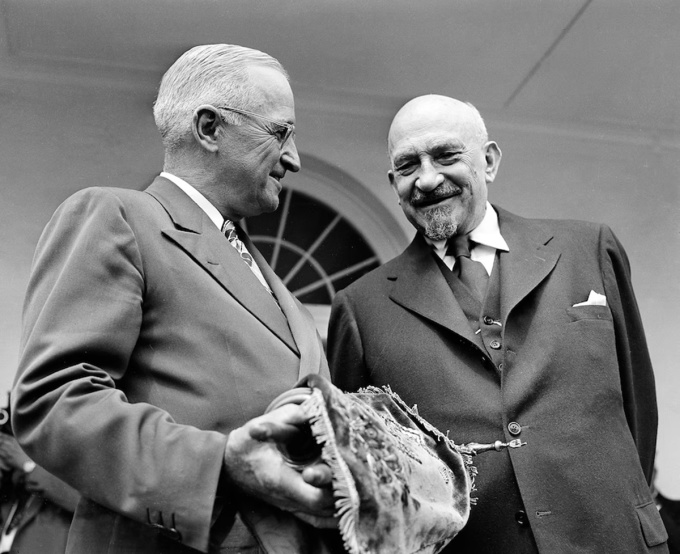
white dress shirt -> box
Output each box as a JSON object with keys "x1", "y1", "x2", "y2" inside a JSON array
[
  {"x1": 427, "y1": 202, "x2": 509, "y2": 275},
  {"x1": 160, "y1": 172, "x2": 272, "y2": 291}
]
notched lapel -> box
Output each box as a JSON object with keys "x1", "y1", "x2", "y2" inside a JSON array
[
  {"x1": 245, "y1": 235, "x2": 323, "y2": 377},
  {"x1": 387, "y1": 236, "x2": 484, "y2": 350},
  {"x1": 496, "y1": 208, "x2": 561, "y2": 321},
  {"x1": 161, "y1": 225, "x2": 298, "y2": 355},
  {"x1": 147, "y1": 178, "x2": 298, "y2": 354}
]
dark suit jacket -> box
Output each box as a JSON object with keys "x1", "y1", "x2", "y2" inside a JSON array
[
  {"x1": 12, "y1": 177, "x2": 329, "y2": 553},
  {"x1": 328, "y1": 206, "x2": 668, "y2": 553}
]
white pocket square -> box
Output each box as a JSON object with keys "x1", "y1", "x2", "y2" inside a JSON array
[{"x1": 572, "y1": 290, "x2": 607, "y2": 307}]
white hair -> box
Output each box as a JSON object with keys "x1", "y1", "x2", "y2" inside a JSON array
[{"x1": 153, "y1": 44, "x2": 288, "y2": 152}]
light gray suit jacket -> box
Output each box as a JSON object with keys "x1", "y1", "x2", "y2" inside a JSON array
[{"x1": 12, "y1": 176, "x2": 329, "y2": 553}]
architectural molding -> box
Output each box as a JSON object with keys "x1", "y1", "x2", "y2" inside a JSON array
[
  {"x1": 1, "y1": 51, "x2": 677, "y2": 152},
  {"x1": 291, "y1": 154, "x2": 410, "y2": 260}
]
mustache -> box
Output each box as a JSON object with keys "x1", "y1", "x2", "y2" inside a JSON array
[{"x1": 410, "y1": 182, "x2": 461, "y2": 206}]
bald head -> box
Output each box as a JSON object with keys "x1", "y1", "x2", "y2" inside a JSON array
[
  {"x1": 388, "y1": 95, "x2": 488, "y2": 156},
  {"x1": 386, "y1": 94, "x2": 501, "y2": 239}
]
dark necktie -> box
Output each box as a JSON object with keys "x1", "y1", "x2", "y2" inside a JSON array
[{"x1": 447, "y1": 235, "x2": 489, "y2": 302}]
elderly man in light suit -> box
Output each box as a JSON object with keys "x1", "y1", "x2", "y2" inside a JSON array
[
  {"x1": 12, "y1": 44, "x2": 337, "y2": 553},
  {"x1": 328, "y1": 95, "x2": 669, "y2": 553}
]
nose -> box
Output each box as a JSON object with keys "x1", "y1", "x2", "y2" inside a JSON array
[
  {"x1": 281, "y1": 137, "x2": 301, "y2": 173},
  {"x1": 415, "y1": 159, "x2": 444, "y2": 191}
]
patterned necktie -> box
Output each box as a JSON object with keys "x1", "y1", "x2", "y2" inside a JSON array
[
  {"x1": 222, "y1": 219, "x2": 254, "y2": 267},
  {"x1": 222, "y1": 219, "x2": 274, "y2": 295},
  {"x1": 447, "y1": 235, "x2": 489, "y2": 302}
]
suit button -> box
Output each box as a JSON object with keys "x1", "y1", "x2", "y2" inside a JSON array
[
  {"x1": 508, "y1": 421, "x2": 522, "y2": 435},
  {"x1": 483, "y1": 316, "x2": 495, "y2": 325},
  {"x1": 162, "y1": 528, "x2": 182, "y2": 541},
  {"x1": 515, "y1": 510, "x2": 528, "y2": 526},
  {"x1": 489, "y1": 340, "x2": 501, "y2": 350},
  {"x1": 152, "y1": 526, "x2": 181, "y2": 541},
  {"x1": 498, "y1": 363, "x2": 504, "y2": 371}
]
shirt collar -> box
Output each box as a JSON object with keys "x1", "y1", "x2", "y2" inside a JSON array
[
  {"x1": 426, "y1": 202, "x2": 509, "y2": 256},
  {"x1": 160, "y1": 171, "x2": 224, "y2": 230}
]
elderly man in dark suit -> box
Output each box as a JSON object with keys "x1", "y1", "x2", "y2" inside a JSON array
[
  {"x1": 328, "y1": 95, "x2": 669, "y2": 553},
  {"x1": 11, "y1": 44, "x2": 337, "y2": 553}
]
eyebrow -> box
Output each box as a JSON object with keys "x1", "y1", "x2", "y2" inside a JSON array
[
  {"x1": 263, "y1": 118, "x2": 293, "y2": 129},
  {"x1": 392, "y1": 140, "x2": 467, "y2": 165},
  {"x1": 429, "y1": 140, "x2": 466, "y2": 152},
  {"x1": 392, "y1": 152, "x2": 417, "y2": 166}
]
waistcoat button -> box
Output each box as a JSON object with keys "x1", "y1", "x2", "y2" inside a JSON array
[
  {"x1": 515, "y1": 510, "x2": 528, "y2": 526},
  {"x1": 508, "y1": 421, "x2": 522, "y2": 435}
]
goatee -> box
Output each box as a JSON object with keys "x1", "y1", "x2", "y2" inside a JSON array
[{"x1": 422, "y1": 205, "x2": 457, "y2": 241}]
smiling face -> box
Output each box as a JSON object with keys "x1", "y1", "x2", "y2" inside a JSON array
[
  {"x1": 387, "y1": 96, "x2": 501, "y2": 240},
  {"x1": 216, "y1": 65, "x2": 300, "y2": 221}
]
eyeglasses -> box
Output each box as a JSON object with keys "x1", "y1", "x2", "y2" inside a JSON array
[{"x1": 216, "y1": 105, "x2": 295, "y2": 147}]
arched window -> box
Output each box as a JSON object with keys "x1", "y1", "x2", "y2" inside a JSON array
[
  {"x1": 244, "y1": 187, "x2": 380, "y2": 305},
  {"x1": 242, "y1": 155, "x2": 409, "y2": 340}
]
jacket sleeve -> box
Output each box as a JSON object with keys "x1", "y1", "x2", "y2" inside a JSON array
[
  {"x1": 25, "y1": 465, "x2": 81, "y2": 513},
  {"x1": 600, "y1": 225, "x2": 658, "y2": 484},
  {"x1": 11, "y1": 189, "x2": 227, "y2": 553},
  {"x1": 327, "y1": 288, "x2": 371, "y2": 392}
]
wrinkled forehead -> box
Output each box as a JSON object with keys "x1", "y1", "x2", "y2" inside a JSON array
[
  {"x1": 388, "y1": 100, "x2": 479, "y2": 160},
  {"x1": 244, "y1": 65, "x2": 296, "y2": 123}
]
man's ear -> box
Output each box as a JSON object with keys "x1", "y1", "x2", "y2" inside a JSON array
[
  {"x1": 483, "y1": 141, "x2": 502, "y2": 184},
  {"x1": 192, "y1": 105, "x2": 222, "y2": 153},
  {"x1": 387, "y1": 170, "x2": 401, "y2": 204}
]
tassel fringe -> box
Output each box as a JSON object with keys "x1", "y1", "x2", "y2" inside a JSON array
[
  {"x1": 358, "y1": 385, "x2": 478, "y2": 501},
  {"x1": 302, "y1": 388, "x2": 365, "y2": 554}
]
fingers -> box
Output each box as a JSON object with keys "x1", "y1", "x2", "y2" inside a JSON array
[
  {"x1": 288, "y1": 487, "x2": 335, "y2": 519},
  {"x1": 294, "y1": 512, "x2": 338, "y2": 529},
  {"x1": 224, "y1": 405, "x2": 338, "y2": 523},
  {"x1": 301, "y1": 463, "x2": 333, "y2": 487},
  {"x1": 280, "y1": 463, "x2": 336, "y2": 517},
  {"x1": 259, "y1": 403, "x2": 309, "y2": 428},
  {"x1": 224, "y1": 431, "x2": 335, "y2": 516},
  {"x1": 247, "y1": 404, "x2": 310, "y2": 443},
  {"x1": 248, "y1": 421, "x2": 302, "y2": 443}
]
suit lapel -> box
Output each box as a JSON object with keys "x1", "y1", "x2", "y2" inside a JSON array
[
  {"x1": 145, "y1": 177, "x2": 298, "y2": 354},
  {"x1": 388, "y1": 208, "x2": 561, "y2": 349},
  {"x1": 387, "y1": 234, "x2": 484, "y2": 350},
  {"x1": 243, "y1": 232, "x2": 326, "y2": 378},
  {"x1": 495, "y1": 206, "x2": 561, "y2": 323}
]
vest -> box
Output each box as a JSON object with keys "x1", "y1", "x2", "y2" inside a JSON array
[{"x1": 436, "y1": 252, "x2": 504, "y2": 371}]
